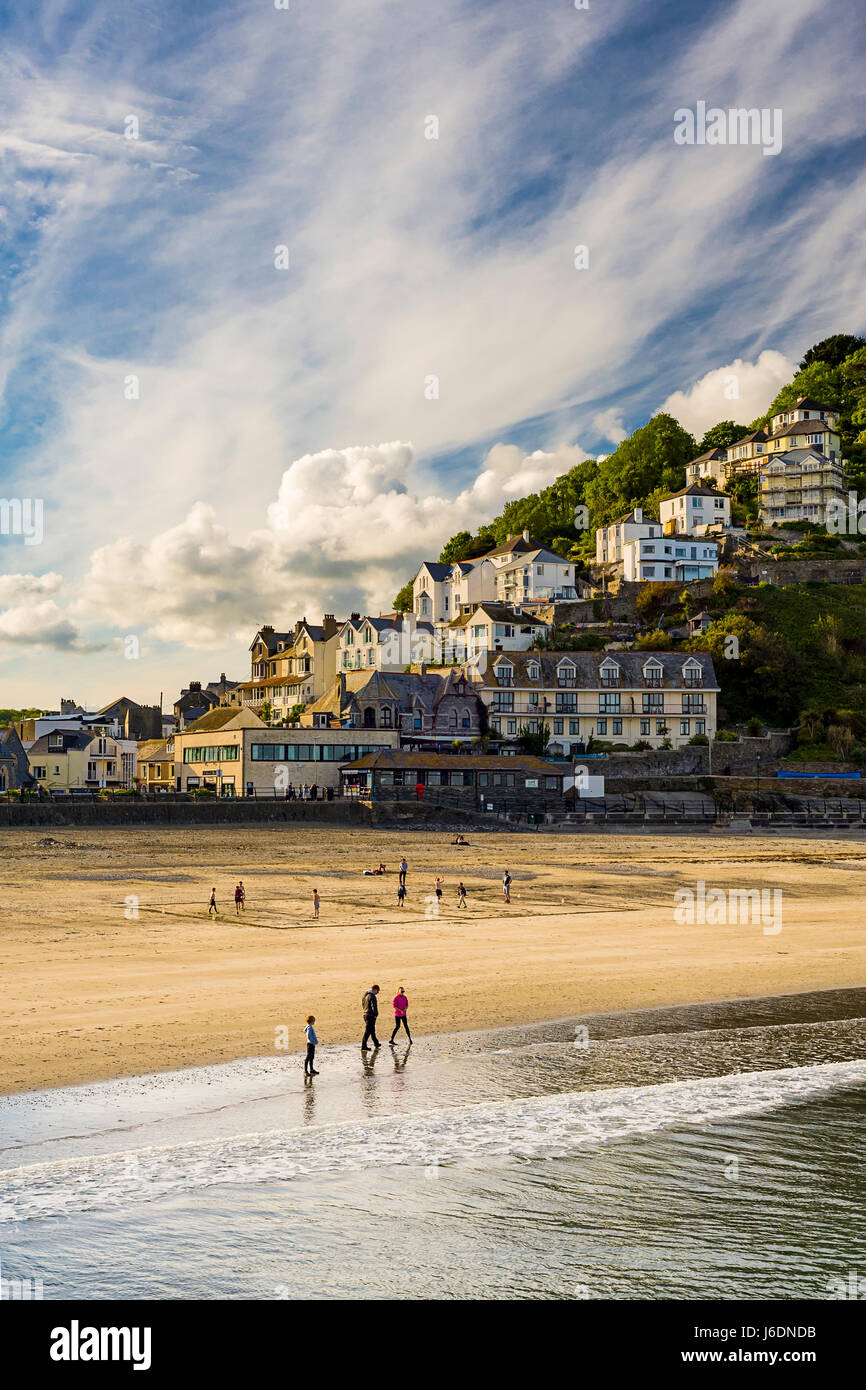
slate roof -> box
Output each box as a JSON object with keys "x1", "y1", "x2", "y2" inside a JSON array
[
  {"x1": 476, "y1": 650, "x2": 718, "y2": 690},
  {"x1": 448, "y1": 603, "x2": 551, "y2": 629},
  {"x1": 663, "y1": 483, "x2": 729, "y2": 501},
  {"x1": 28, "y1": 729, "x2": 95, "y2": 754},
  {"x1": 771, "y1": 418, "x2": 835, "y2": 440}
]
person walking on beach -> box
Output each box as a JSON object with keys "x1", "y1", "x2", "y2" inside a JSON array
[
  {"x1": 434, "y1": 875, "x2": 443, "y2": 906},
  {"x1": 389, "y1": 986, "x2": 412, "y2": 1045},
  {"x1": 396, "y1": 882, "x2": 406, "y2": 908},
  {"x1": 208, "y1": 887, "x2": 218, "y2": 918},
  {"x1": 502, "y1": 870, "x2": 512, "y2": 904},
  {"x1": 312, "y1": 888, "x2": 320, "y2": 920},
  {"x1": 234, "y1": 882, "x2": 244, "y2": 915},
  {"x1": 457, "y1": 881, "x2": 467, "y2": 909},
  {"x1": 361, "y1": 984, "x2": 381, "y2": 1050},
  {"x1": 304, "y1": 1015, "x2": 319, "y2": 1075},
  {"x1": 399, "y1": 857, "x2": 408, "y2": 887}
]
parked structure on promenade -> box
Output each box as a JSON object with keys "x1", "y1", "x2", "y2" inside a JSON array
[{"x1": 340, "y1": 749, "x2": 568, "y2": 810}]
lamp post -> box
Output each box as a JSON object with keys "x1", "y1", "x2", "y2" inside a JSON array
[{"x1": 755, "y1": 754, "x2": 761, "y2": 807}]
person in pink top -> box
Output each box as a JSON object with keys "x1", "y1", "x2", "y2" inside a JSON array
[{"x1": 389, "y1": 985, "x2": 412, "y2": 1045}]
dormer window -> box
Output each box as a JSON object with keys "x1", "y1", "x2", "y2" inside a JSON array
[
  {"x1": 682, "y1": 660, "x2": 703, "y2": 688},
  {"x1": 557, "y1": 661, "x2": 576, "y2": 688},
  {"x1": 496, "y1": 661, "x2": 514, "y2": 686},
  {"x1": 643, "y1": 662, "x2": 663, "y2": 688},
  {"x1": 599, "y1": 661, "x2": 621, "y2": 688},
  {"x1": 527, "y1": 663, "x2": 540, "y2": 681}
]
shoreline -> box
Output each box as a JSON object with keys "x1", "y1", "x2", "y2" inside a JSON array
[
  {"x1": 3, "y1": 824, "x2": 865, "y2": 1096},
  {"x1": 5, "y1": 983, "x2": 866, "y2": 1104}
]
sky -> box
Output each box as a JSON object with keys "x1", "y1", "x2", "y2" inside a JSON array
[{"x1": 1, "y1": 0, "x2": 865, "y2": 707}]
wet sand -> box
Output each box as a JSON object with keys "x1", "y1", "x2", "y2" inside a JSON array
[{"x1": 2, "y1": 825, "x2": 865, "y2": 1093}]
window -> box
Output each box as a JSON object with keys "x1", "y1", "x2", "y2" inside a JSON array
[
  {"x1": 496, "y1": 664, "x2": 514, "y2": 685},
  {"x1": 640, "y1": 719, "x2": 650, "y2": 736},
  {"x1": 656, "y1": 720, "x2": 667, "y2": 735},
  {"x1": 642, "y1": 693, "x2": 663, "y2": 713},
  {"x1": 478, "y1": 773, "x2": 488, "y2": 786},
  {"x1": 612, "y1": 719, "x2": 622, "y2": 736},
  {"x1": 696, "y1": 720, "x2": 705, "y2": 735},
  {"x1": 33, "y1": 765, "x2": 46, "y2": 779},
  {"x1": 557, "y1": 664, "x2": 576, "y2": 687},
  {"x1": 643, "y1": 664, "x2": 663, "y2": 687},
  {"x1": 682, "y1": 694, "x2": 704, "y2": 713},
  {"x1": 599, "y1": 693, "x2": 620, "y2": 714},
  {"x1": 506, "y1": 773, "x2": 515, "y2": 788},
  {"x1": 556, "y1": 694, "x2": 577, "y2": 713},
  {"x1": 493, "y1": 692, "x2": 514, "y2": 712},
  {"x1": 528, "y1": 664, "x2": 540, "y2": 680},
  {"x1": 507, "y1": 719, "x2": 517, "y2": 736},
  {"x1": 569, "y1": 719, "x2": 580, "y2": 735},
  {"x1": 545, "y1": 777, "x2": 558, "y2": 790},
  {"x1": 597, "y1": 719, "x2": 607, "y2": 735},
  {"x1": 553, "y1": 719, "x2": 563, "y2": 735},
  {"x1": 600, "y1": 663, "x2": 620, "y2": 687},
  {"x1": 680, "y1": 720, "x2": 690, "y2": 736}
]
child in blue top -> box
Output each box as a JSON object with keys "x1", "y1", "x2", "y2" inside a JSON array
[{"x1": 304, "y1": 1015, "x2": 319, "y2": 1075}]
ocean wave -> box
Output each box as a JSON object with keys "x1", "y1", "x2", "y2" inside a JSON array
[{"x1": 1, "y1": 1059, "x2": 864, "y2": 1223}]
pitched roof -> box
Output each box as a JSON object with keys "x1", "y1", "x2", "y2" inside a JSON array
[
  {"x1": 688, "y1": 448, "x2": 727, "y2": 464},
  {"x1": 496, "y1": 546, "x2": 571, "y2": 572},
  {"x1": 730, "y1": 430, "x2": 769, "y2": 447},
  {"x1": 664, "y1": 483, "x2": 729, "y2": 501},
  {"x1": 137, "y1": 739, "x2": 173, "y2": 763},
  {"x1": 182, "y1": 707, "x2": 264, "y2": 733},
  {"x1": 477, "y1": 533, "x2": 538, "y2": 559},
  {"x1": 449, "y1": 603, "x2": 551, "y2": 629},
  {"x1": 771, "y1": 417, "x2": 835, "y2": 440},
  {"x1": 249, "y1": 629, "x2": 294, "y2": 654},
  {"x1": 476, "y1": 649, "x2": 718, "y2": 689},
  {"x1": 28, "y1": 729, "x2": 96, "y2": 754}
]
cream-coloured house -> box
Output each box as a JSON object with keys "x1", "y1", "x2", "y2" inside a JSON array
[
  {"x1": 493, "y1": 547, "x2": 578, "y2": 605},
  {"x1": 411, "y1": 532, "x2": 565, "y2": 625},
  {"x1": 136, "y1": 738, "x2": 175, "y2": 792},
  {"x1": 28, "y1": 729, "x2": 137, "y2": 790},
  {"x1": 234, "y1": 617, "x2": 342, "y2": 720},
  {"x1": 472, "y1": 650, "x2": 719, "y2": 752},
  {"x1": 759, "y1": 448, "x2": 848, "y2": 526}
]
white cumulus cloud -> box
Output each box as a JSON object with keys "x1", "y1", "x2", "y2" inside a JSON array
[{"x1": 658, "y1": 350, "x2": 795, "y2": 437}]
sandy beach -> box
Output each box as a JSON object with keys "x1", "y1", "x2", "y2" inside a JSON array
[{"x1": 2, "y1": 824, "x2": 865, "y2": 1094}]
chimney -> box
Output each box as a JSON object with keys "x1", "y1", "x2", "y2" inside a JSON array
[
  {"x1": 220, "y1": 673, "x2": 226, "y2": 683},
  {"x1": 350, "y1": 611, "x2": 360, "y2": 623},
  {"x1": 635, "y1": 507, "x2": 642, "y2": 523},
  {"x1": 323, "y1": 614, "x2": 338, "y2": 638},
  {"x1": 261, "y1": 625, "x2": 274, "y2": 636},
  {"x1": 522, "y1": 529, "x2": 530, "y2": 542},
  {"x1": 420, "y1": 661, "x2": 427, "y2": 680}
]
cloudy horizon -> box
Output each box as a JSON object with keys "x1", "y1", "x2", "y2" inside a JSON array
[{"x1": 1, "y1": 0, "x2": 865, "y2": 706}]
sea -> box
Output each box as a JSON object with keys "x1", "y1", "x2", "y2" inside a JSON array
[{"x1": 1, "y1": 989, "x2": 864, "y2": 1300}]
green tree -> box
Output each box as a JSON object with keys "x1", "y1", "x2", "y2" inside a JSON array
[
  {"x1": 584, "y1": 414, "x2": 696, "y2": 527},
  {"x1": 698, "y1": 421, "x2": 749, "y2": 452},
  {"x1": 688, "y1": 614, "x2": 803, "y2": 725},
  {"x1": 516, "y1": 723, "x2": 551, "y2": 756},
  {"x1": 438, "y1": 531, "x2": 473, "y2": 563},
  {"x1": 800, "y1": 334, "x2": 865, "y2": 371},
  {"x1": 393, "y1": 580, "x2": 414, "y2": 613}
]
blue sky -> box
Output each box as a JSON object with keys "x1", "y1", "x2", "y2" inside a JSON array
[{"x1": 1, "y1": 0, "x2": 865, "y2": 705}]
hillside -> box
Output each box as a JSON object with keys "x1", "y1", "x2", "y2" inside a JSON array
[{"x1": 394, "y1": 333, "x2": 866, "y2": 611}]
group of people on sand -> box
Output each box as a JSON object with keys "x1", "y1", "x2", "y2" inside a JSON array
[
  {"x1": 302, "y1": 985, "x2": 412, "y2": 1077},
  {"x1": 208, "y1": 857, "x2": 514, "y2": 921}
]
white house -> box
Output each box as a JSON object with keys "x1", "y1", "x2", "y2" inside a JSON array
[
  {"x1": 595, "y1": 508, "x2": 662, "y2": 565},
  {"x1": 338, "y1": 613, "x2": 437, "y2": 672},
  {"x1": 622, "y1": 535, "x2": 719, "y2": 582},
  {"x1": 659, "y1": 484, "x2": 731, "y2": 535},
  {"x1": 412, "y1": 532, "x2": 567, "y2": 624},
  {"x1": 494, "y1": 547, "x2": 578, "y2": 605},
  {"x1": 438, "y1": 603, "x2": 550, "y2": 664}
]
